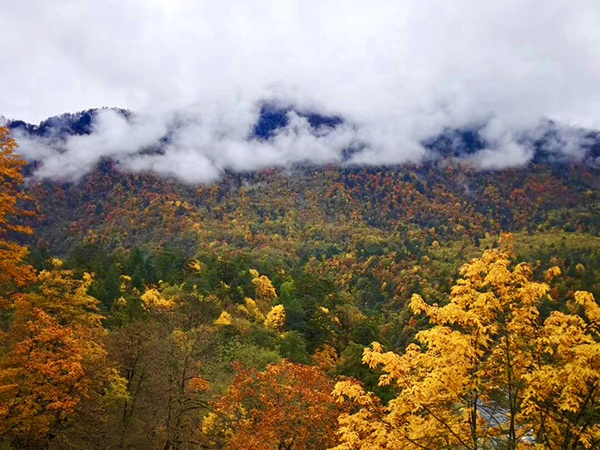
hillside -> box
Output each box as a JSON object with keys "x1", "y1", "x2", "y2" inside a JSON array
[
  {"x1": 5, "y1": 0, "x2": 600, "y2": 446},
  {"x1": 2, "y1": 118, "x2": 600, "y2": 448}
]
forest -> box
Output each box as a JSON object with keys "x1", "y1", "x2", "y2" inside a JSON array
[{"x1": 1, "y1": 124, "x2": 600, "y2": 449}]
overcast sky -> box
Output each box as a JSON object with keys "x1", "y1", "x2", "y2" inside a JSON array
[{"x1": 3, "y1": 0, "x2": 600, "y2": 181}]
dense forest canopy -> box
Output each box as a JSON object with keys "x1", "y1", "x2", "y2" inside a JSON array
[
  {"x1": 5, "y1": 0, "x2": 600, "y2": 446},
  {"x1": 1, "y1": 122, "x2": 600, "y2": 449}
]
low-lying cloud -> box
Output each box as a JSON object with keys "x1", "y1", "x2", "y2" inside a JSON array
[
  {"x1": 13, "y1": 106, "x2": 364, "y2": 183},
  {"x1": 12, "y1": 106, "x2": 599, "y2": 184},
  {"x1": 3, "y1": 0, "x2": 600, "y2": 182}
]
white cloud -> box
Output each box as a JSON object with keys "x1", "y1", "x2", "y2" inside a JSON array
[{"x1": 3, "y1": 0, "x2": 600, "y2": 180}]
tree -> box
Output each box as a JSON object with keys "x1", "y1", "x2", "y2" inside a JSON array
[
  {"x1": 264, "y1": 304, "x2": 286, "y2": 331},
  {"x1": 0, "y1": 262, "x2": 125, "y2": 447},
  {"x1": 333, "y1": 241, "x2": 600, "y2": 450},
  {"x1": 0, "y1": 126, "x2": 34, "y2": 309},
  {"x1": 203, "y1": 361, "x2": 346, "y2": 449},
  {"x1": 105, "y1": 282, "x2": 218, "y2": 450}
]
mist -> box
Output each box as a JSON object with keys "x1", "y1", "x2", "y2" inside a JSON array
[{"x1": 3, "y1": 0, "x2": 600, "y2": 182}]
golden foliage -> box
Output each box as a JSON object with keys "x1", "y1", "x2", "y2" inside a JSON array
[
  {"x1": 187, "y1": 376, "x2": 210, "y2": 393},
  {"x1": 214, "y1": 311, "x2": 233, "y2": 326},
  {"x1": 264, "y1": 304, "x2": 286, "y2": 331},
  {"x1": 250, "y1": 269, "x2": 277, "y2": 303},
  {"x1": 141, "y1": 287, "x2": 176, "y2": 310},
  {"x1": 545, "y1": 265, "x2": 562, "y2": 282},
  {"x1": 0, "y1": 308, "x2": 87, "y2": 437},
  {"x1": 238, "y1": 297, "x2": 265, "y2": 322},
  {"x1": 333, "y1": 245, "x2": 600, "y2": 450},
  {"x1": 188, "y1": 258, "x2": 203, "y2": 273}
]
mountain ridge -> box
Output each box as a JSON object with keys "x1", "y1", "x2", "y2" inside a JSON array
[{"x1": 7, "y1": 105, "x2": 600, "y2": 177}]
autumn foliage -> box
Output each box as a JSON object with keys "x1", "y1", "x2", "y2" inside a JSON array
[
  {"x1": 204, "y1": 361, "x2": 346, "y2": 449},
  {"x1": 0, "y1": 129, "x2": 124, "y2": 447},
  {"x1": 0, "y1": 126, "x2": 34, "y2": 306},
  {"x1": 333, "y1": 240, "x2": 600, "y2": 450},
  {"x1": 1, "y1": 125, "x2": 600, "y2": 449},
  {"x1": 0, "y1": 263, "x2": 124, "y2": 445}
]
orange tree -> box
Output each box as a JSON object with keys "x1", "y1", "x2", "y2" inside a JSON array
[
  {"x1": 0, "y1": 128, "x2": 125, "y2": 447},
  {"x1": 203, "y1": 361, "x2": 347, "y2": 449},
  {"x1": 0, "y1": 126, "x2": 34, "y2": 309},
  {"x1": 0, "y1": 263, "x2": 126, "y2": 446}
]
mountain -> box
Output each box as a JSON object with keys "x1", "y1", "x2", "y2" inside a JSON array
[
  {"x1": 6, "y1": 104, "x2": 342, "y2": 142},
  {"x1": 3, "y1": 109, "x2": 600, "y2": 449},
  {"x1": 8, "y1": 106, "x2": 600, "y2": 169},
  {"x1": 4, "y1": 105, "x2": 598, "y2": 258},
  {"x1": 7, "y1": 108, "x2": 132, "y2": 138}
]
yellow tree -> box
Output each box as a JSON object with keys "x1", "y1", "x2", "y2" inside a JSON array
[
  {"x1": 0, "y1": 126, "x2": 34, "y2": 309},
  {"x1": 250, "y1": 269, "x2": 277, "y2": 310},
  {"x1": 264, "y1": 304, "x2": 286, "y2": 331},
  {"x1": 333, "y1": 242, "x2": 600, "y2": 450}
]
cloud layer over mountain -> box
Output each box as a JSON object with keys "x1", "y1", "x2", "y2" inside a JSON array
[{"x1": 3, "y1": 0, "x2": 600, "y2": 181}]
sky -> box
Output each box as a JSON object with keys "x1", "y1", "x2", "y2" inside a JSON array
[{"x1": 3, "y1": 0, "x2": 600, "y2": 181}]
